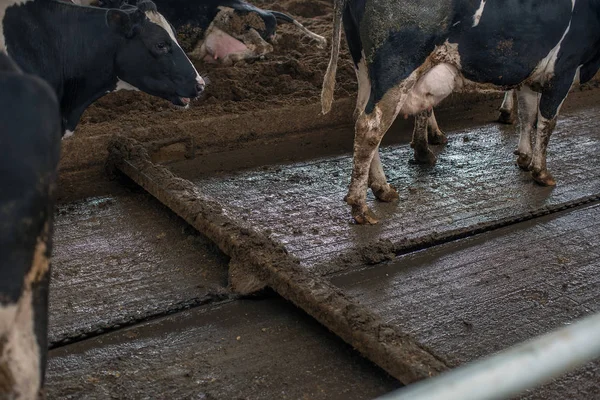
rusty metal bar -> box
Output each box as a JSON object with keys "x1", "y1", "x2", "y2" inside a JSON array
[
  {"x1": 107, "y1": 135, "x2": 450, "y2": 384},
  {"x1": 377, "y1": 312, "x2": 600, "y2": 400}
]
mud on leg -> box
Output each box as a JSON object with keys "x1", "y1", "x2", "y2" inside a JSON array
[{"x1": 411, "y1": 110, "x2": 437, "y2": 165}]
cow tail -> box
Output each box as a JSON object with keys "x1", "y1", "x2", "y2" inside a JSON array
[{"x1": 321, "y1": 0, "x2": 346, "y2": 115}]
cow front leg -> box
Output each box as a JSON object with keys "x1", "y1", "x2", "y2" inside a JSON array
[
  {"x1": 411, "y1": 110, "x2": 437, "y2": 165},
  {"x1": 530, "y1": 116, "x2": 557, "y2": 186},
  {"x1": 498, "y1": 90, "x2": 518, "y2": 125},
  {"x1": 514, "y1": 87, "x2": 538, "y2": 170},
  {"x1": 530, "y1": 73, "x2": 575, "y2": 186},
  {"x1": 369, "y1": 146, "x2": 399, "y2": 202},
  {"x1": 427, "y1": 110, "x2": 448, "y2": 145}
]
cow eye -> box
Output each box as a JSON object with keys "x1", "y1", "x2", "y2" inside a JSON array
[{"x1": 155, "y1": 42, "x2": 168, "y2": 52}]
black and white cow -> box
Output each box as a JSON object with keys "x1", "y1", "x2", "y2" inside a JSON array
[
  {"x1": 1, "y1": 0, "x2": 205, "y2": 137},
  {"x1": 322, "y1": 0, "x2": 600, "y2": 224},
  {"x1": 0, "y1": 51, "x2": 61, "y2": 400},
  {"x1": 85, "y1": 0, "x2": 327, "y2": 65}
]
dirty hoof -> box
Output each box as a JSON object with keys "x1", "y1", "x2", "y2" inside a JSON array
[
  {"x1": 351, "y1": 205, "x2": 379, "y2": 225},
  {"x1": 412, "y1": 148, "x2": 437, "y2": 165},
  {"x1": 532, "y1": 170, "x2": 557, "y2": 186},
  {"x1": 428, "y1": 130, "x2": 448, "y2": 145},
  {"x1": 516, "y1": 155, "x2": 533, "y2": 171},
  {"x1": 498, "y1": 110, "x2": 516, "y2": 125},
  {"x1": 372, "y1": 184, "x2": 399, "y2": 203},
  {"x1": 514, "y1": 150, "x2": 532, "y2": 171}
]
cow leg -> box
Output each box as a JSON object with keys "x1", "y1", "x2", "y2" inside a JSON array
[
  {"x1": 369, "y1": 145, "x2": 399, "y2": 202},
  {"x1": 354, "y1": 57, "x2": 399, "y2": 203},
  {"x1": 530, "y1": 73, "x2": 576, "y2": 186},
  {"x1": 346, "y1": 100, "x2": 399, "y2": 224},
  {"x1": 514, "y1": 86, "x2": 539, "y2": 170},
  {"x1": 498, "y1": 90, "x2": 518, "y2": 124},
  {"x1": 426, "y1": 110, "x2": 448, "y2": 145},
  {"x1": 530, "y1": 115, "x2": 557, "y2": 186},
  {"x1": 411, "y1": 110, "x2": 437, "y2": 165}
]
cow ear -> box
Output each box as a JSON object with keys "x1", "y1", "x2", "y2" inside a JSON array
[
  {"x1": 106, "y1": 9, "x2": 136, "y2": 38},
  {"x1": 130, "y1": 8, "x2": 146, "y2": 25}
]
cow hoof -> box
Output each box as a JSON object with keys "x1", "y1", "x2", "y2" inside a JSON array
[
  {"x1": 532, "y1": 170, "x2": 556, "y2": 187},
  {"x1": 428, "y1": 131, "x2": 448, "y2": 145},
  {"x1": 372, "y1": 184, "x2": 399, "y2": 203},
  {"x1": 412, "y1": 149, "x2": 437, "y2": 165},
  {"x1": 351, "y1": 205, "x2": 379, "y2": 225},
  {"x1": 514, "y1": 151, "x2": 532, "y2": 171},
  {"x1": 498, "y1": 111, "x2": 516, "y2": 125}
]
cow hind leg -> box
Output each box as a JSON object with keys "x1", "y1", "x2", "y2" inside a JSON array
[
  {"x1": 514, "y1": 86, "x2": 539, "y2": 170},
  {"x1": 346, "y1": 100, "x2": 400, "y2": 224},
  {"x1": 368, "y1": 146, "x2": 399, "y2": 202},
  {"x1": 410, "y1": 110, "x2": 437, "y2": 165},
  {"x1": 426, "y1": 110, "x2": 448, "y2": 145}
]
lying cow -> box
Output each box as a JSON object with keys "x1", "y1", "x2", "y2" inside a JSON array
[
  {"x1": 322, "y1": 0, "x2": 600, "y2": 224},
  {"x1": 86, "y1": 0, "x2": 327, "y2": 65},
  {"x1": 1, "y1": 0, "x2": 205, "y2": 137},
  {"x1": 0, "y1": 51, "x2": 61, "y2": 400}
]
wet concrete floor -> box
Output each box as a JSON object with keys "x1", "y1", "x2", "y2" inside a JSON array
[
  {"x1": 170, "y1": 103, "x2": 600, "y2": 275},
  {"x1": 48, "y1": 298, "x2": 399, "y2": 400},
  {"x1": 46, "y1": 179, "x2": 399, "y2": 399},
  {"x1": 332, "y1": 204, "x2": 600, "y2": 399},
  {"x1": 49, "y1": 184, "x2": 230, "y2": 346},
  {"x1": 158, "y1": 92, "x2": 600, "y2": 398},
  {"x1": 48, "y1": 90, "x2": 600, "y2": 398}
]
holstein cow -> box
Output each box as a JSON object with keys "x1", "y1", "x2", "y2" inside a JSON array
[
  {"x1": 87, "y1": 0, "x2": 327, "y2": 65},
  {"x1": 1, "y1": 0, "x2": 205, "y2": 137},
  {"x1": 0, "y1": 51, "x2": 61, "y2": 400},
  {"x1": 322, "y1": 0, "x2": 600, "y2": 224}
]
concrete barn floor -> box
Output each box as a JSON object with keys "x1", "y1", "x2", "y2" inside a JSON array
[{"x1": 47, "y1": 89, "x2": 600, "y2": 399}]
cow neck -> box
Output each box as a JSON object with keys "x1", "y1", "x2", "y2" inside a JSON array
[{"x1": 31, "y1": 1, "x2": 123, "y2": 131}]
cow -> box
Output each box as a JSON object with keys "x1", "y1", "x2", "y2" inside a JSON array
[
  {"x1": 0, "y1": 51, "x2": 62, "y2": 400},
  {"x1": 322, "y1": 0, "x2": 600, "y2": 224},
  {"x1": 1, "y1": 0, "x2": 205, "y2": 137},
  {"x1": 84, "y1": 0, "x2": 327, "y2": 65}
]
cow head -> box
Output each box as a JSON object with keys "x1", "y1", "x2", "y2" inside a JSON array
[{"x1": 106, "y1": 0, "x2": 205, "y2": 108}]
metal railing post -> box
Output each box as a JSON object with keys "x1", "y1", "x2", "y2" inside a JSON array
[{"x1": 376, "y1": 312, "x2": 600, "y2": 400}]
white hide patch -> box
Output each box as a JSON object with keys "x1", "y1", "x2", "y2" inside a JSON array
[
  {"x1": 354, "y1": 51, "x2": 371, "y2": 116},
  {"x1": 530, "y1": 20, "x2": 572, "y2": 85},
  {"x1": 0, "y1": 289, "x2": 41, "y2": 400},
  {"x1": 145, "y1": 11, "x2": 205, "y2": 87},
  {"x1": 115, "y1": 78, "x2": 140, "y2": 92},
  {"x1": 472, "y1": 0, "x2": 486, "y2": 27},
  {"x1": 63, "y1": 130, "x2": 74, "y2": 139}
]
